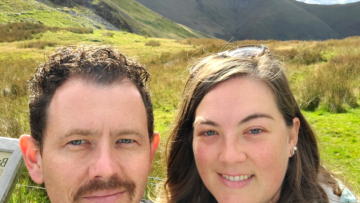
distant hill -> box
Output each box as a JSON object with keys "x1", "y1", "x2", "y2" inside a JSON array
[
  {"x1": 135, "y1": 0, "x2": 360, "y2": 40},
  {"x1": 0, "y1": 0, "x2": 210, "y2": 39},
  {"x1": 291, "y1": 0, "x2": 360, "y2": 38}
]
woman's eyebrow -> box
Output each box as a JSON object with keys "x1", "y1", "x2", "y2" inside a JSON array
[
  {"x1": 193, "y1": 113, "x2": 274, "y2": 127},
  {"x1": 239, "y1": 113, "x2": 274, "y2": 125},
  {"x1": 193, "y1": 117, "x2": 219, "y2": 127}
]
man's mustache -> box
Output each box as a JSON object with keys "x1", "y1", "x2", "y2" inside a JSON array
[{"x1": 73, "y1": 176, "x2": 136, "y2": 202}]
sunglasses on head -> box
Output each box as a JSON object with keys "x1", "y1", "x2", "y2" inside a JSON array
[
  {"x1": 190, "y1": 44, "x2": 272, "y2": 74},
  {"x1": 217, "y1": 44, "x2": 272, "y2": 59}
]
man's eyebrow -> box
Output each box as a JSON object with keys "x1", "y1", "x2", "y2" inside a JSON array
[
  {"x1": 239, "y1": 113, "x2": 274, "y2": 125},
  {"x1": 63, "y1": 129, "x2": 98, "y2": 138},
  {"x1": 110, "y1": 129, "x2": 144, "y2": 138},
  {"x1": 193, "y1": 117, "x2": 219, "y2": 127}
]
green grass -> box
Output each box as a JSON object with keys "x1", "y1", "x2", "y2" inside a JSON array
[
  {"x1": 303, "y1": 109, "x2": 360, "y2": 193},
  {"x1": 1, "y1": 31, "x2": 359, "y2": 201}
]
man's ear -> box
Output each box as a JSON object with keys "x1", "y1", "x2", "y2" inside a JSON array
[
  {"x1": 150, "y1": 132, "x2": 160, "y2": 162},
  {"x1": 19, "y1": 134, "x2": 44, "y2": 184},
  {"x1": 288, "y1": 117, "x2": 300, "y2": 157}
]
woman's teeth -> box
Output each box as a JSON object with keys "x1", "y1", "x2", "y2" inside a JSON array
[{"x1": 222, "y1": 174, "x2": 253, "y2": 182}]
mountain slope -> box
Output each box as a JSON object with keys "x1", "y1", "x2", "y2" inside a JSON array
[
  {"x1": 0, "y1": 0, "x2": 209, "y2": 39},
  {"x1": 290, "y1": 0, "x2": 360, "y2": 38},
  {"x1": 135, "y1": 0, "x2": 358, "y2": 40}
]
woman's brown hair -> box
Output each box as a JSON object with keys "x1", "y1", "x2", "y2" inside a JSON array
[{"x1": 164, "y1": 48, "x2": 342, "y2": 203}]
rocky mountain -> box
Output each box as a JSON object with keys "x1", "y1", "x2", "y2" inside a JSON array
[{"x1": 135, "y1": 0, "x2": 360, "y2": 40}]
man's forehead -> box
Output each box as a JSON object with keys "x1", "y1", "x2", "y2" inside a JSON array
[
  {"x1": 43, "y1": 76, "x2": 148, "y2": 139},
  {"x1": 49, "y1": 77, "x2": 141, "y2": 105}
]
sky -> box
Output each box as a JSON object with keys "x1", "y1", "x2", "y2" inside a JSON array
[{"x1": 296, "y1": 0, "x2": 360, "y2": 4}]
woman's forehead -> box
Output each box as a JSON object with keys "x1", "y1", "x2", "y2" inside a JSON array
[{"x1": 194, "y1": 77, "x2": 282, "y2": 124}]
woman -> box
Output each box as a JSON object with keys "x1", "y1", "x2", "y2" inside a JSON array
[{"x1": 164, "y1": 45, "x2": 359, "y2": 203}]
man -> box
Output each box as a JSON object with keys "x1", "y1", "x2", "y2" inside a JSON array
[{"x1": 19, "y1": 46, "x2": 159, "y2": 203}]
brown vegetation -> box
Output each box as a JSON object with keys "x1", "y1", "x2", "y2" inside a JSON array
[
  {"x1": 16, "y1": 40, "x2": 58, "y2": 49},
  {"x1": 102, "y1": 32, "x2": 114, "y2": 37},
  {"x1": 0, "y1": 22, "x2": 93, "y2": 43},
  {"x1": 145, "y1": 40, "x2": 161, "y2": 47}
]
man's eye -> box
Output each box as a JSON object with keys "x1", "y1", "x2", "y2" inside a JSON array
[
  {"x1": 204, "y1": 131, "x2": 217, "y2": 136},
  {"x1": 118, "y1": 139, "x2": 134, "y2": 144},
  {"x1": 249, "y1": 129, "x2": 261, "y2": 134},
  {"x1": 69, "y1": 140, "x2": 85, "y2": 145}
]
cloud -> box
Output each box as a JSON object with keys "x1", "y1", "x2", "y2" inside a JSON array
[{"x1": 296, "y1": 0, "x2": 360, "y2": 4}]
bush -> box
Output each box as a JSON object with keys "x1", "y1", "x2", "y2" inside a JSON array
[
  {"x1": 17, "y1": 40, "x2": 58, "y2": 49},
  {"x1": 102, "y1": 32, "x2": 114, "y2": 37},
  {"x1": 145, "y1": 40, "x2": 161, "y2": 47},
  {"x1": 0, "y1": 22, "x2": 93, "y2": 43},
  {"x1": 67, "y1": 27, "x2": 93, "y2": 34},
  {"x1": 0, "y1": 22, "x2": 59, "y2": 42},
  {"x1": 273, "y1": 48, "x2": 326, "y2": 65},
  {"x1": 297, "y1": 55, "x2": 359, "y2": 112}
]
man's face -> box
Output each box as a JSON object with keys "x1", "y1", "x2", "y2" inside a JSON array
[{"x1": 38, "y1": 78, "x2": 155, "y2": 203}]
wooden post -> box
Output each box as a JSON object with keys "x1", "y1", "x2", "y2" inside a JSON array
[{"x1": 0, "y1": 137, "x2": 24, "y2": 203}]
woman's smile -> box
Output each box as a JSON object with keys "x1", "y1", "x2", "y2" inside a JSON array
[{"x1": 219, "y1": 173, "x2": 255, "y2": 189}]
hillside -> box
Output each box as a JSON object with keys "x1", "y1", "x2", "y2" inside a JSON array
[
  {"x1": 291, "y1": 0, "x2": 360, "y2": 38},
  {"x1": 135, "y1": 0, "x2": 359, "y2": 40},
  {"x1": 0, "y1": 0, "x2": 209, "y2": 39}
]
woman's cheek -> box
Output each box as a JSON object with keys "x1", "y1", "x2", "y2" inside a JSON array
[{"x1": 193, "y1": 142, "x2": 214, "y2": 168}]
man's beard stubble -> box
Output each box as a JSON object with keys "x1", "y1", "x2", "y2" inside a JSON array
[{"x1": 73, "y1": 176, "x2": 136, "y2": 202}]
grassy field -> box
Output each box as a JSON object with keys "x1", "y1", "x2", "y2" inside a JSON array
[{"x1": 0, "y1": 29, "x2": 359, "y2": 202}]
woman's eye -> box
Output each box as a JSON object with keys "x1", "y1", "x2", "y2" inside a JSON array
[
  {"x1": 69, "y1": 140, "x2": 85, "y2": 145},
  {"x1": 204, "y1": 131, "x2": 217, "y2": 136},
  {"x1": 118, "y1": 139, "x2": 134, "y2": 144},
  {"x1": 249, "y1": 129, "x2": 261, "y2": 134}
]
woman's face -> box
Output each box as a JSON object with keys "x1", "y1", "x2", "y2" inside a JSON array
[{"x1": 193, "y1": 77, "x2": 300, "y2": 203}]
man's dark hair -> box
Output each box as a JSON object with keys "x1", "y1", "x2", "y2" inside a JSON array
[{"x1": 28, "y1": 46, "x2": 154, "y2": 152}]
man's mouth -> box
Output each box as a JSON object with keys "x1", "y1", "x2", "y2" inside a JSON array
[
  {"x1": 221, "y1": 174, "x2": 254, "y2": 182},
  {"x1": 83, "y1": 190, "x2": 126, "y2": 202}
]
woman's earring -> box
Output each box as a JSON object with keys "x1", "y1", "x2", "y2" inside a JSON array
[{"x1": 292, "y1": 146, "x2": 298, "y2": 156}]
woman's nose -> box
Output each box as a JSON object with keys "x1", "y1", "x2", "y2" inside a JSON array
[{"x1": 218, "y1": 136, "x2": 247, "y2": 165}]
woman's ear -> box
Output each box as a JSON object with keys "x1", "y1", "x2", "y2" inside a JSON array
[
  {"x1": 19, "y1": 134, "x2": 44, "y2": 184},
  {"x1": 288, "y1": 117, "x2": 300, "y2": 157}
]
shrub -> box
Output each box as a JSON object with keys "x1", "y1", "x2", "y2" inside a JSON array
[
  {"x1": 0, "y1": 22, "x2": 59, "y2": 42},
  {"x1": 102, "y1": 32, "x2": 114, "y2": 37},
  {"x1": 0, "y1": 22, "x2": 93, "y2": 43},
  {"x1": 67, "y1": 27, "x2": 93, "y2": 34},
  {"x1": 297, "y1": 55, "x2": 359, "y2": 112},
  {"x1": 145, "y1": 40, "x2": 161, "y2": 47},
  {"x1": 17, "y1": 40, "x2": 58, "y2": 49},
  {"x1": 273, "y1": 48, "x2": 326, "y2": 65}
]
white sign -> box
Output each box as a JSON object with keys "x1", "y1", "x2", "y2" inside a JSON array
[
  {"x1": 0, "y1": 137, "x2": 24, "y2": 203},
  {"x1": 0, "y1": 151, "x2": 12, "y2": 178}
]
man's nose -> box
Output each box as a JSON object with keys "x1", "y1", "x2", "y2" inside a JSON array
[
  {"x1": 218, "y1": 135, "x2": 247, "y2": 165},
  {"x1": 88, "y1": 143, "x2": 119, "y2": 180}
]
